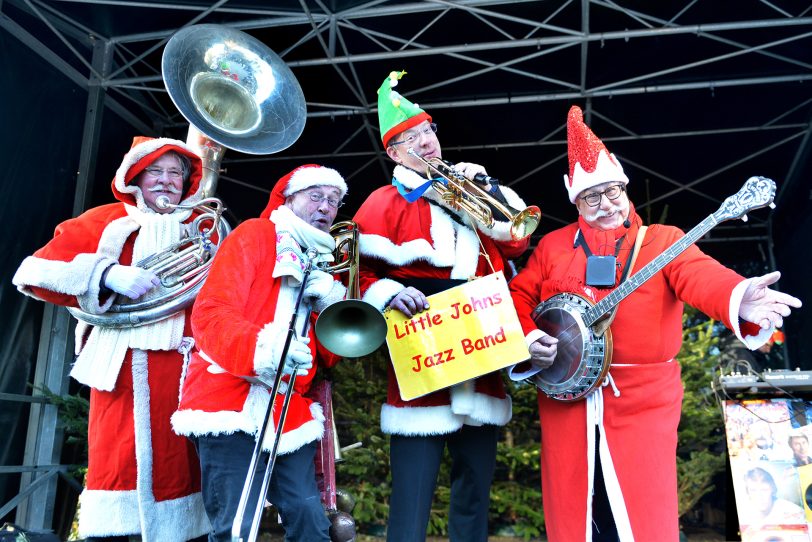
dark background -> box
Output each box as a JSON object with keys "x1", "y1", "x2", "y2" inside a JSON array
[{"x1": 1, "y1": 0, "x2": 810, "y2": 532}]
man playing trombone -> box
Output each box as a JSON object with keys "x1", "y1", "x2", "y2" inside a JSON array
[
  {"x1": 171, "y1": 164, "x2": 348, "y2": 541},
  {"x1": 13, "y1": 136, "x2": 211, "y2": 542},
  {"x1": 350, "y1": 71, "x2": 534, "y2": 542}
]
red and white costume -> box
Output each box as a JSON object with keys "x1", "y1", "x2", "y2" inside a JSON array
[
  {"x1": 171, "y1": 165, "x2": 346, "y2": 455},
  {"x1": 509, "y1": 205, "x2": 772, "y2": 541},
  {"x1": 353, "y1": 164, "x2": 530, "y2": 434},
  {"x1": 12, "y1": 138, "x2": 211, "y2": 541}
]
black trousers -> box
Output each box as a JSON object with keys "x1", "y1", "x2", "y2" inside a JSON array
[
  {"x1": 386, "y1": 424, "x2": 499, "y2": 542},
  {"x1": 592, "y1": 428, "x2": 620, "y2": 542}
]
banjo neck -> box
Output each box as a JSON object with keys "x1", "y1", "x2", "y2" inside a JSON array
[
  {"x1": 583, "y1": 214, "x2": 717, "y2": 327},
  {"x1": 582, "y1": 175, "x2": 777, "y2": 328}
]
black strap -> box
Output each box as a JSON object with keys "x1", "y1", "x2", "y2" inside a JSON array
[{"x1": 575, "y1": 231, "x2": 635, "y2": 282}]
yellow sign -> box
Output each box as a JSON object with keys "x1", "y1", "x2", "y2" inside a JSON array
[{"x1": 385, "y1": 272, "x2": 529, "y2": 401}]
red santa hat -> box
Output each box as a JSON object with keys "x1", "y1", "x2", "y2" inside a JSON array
[
  {"x1": 260, "y1": 164, "x2": 348, "y2": 219},
  {"x1": 112, "y1": 136, "x2": 204, "y2": 209},
  {"x1": 564, "y1": 106, "x2": 629, "y2": 203}
]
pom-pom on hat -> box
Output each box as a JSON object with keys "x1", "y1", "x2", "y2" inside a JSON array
[
  {"x1": 564, "y1": 105, "x2": 629, "y2": 203},
  {"x1": 260, "y1": 164, "x2": 348, "y2": 219},
  {"x1": 377, "y1": 70, "x2": 432, "y2": 148}
]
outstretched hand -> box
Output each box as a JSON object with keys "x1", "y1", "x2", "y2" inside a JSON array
[{"x1": 739, "y1": 271, "x2": 802, "y2": 329}]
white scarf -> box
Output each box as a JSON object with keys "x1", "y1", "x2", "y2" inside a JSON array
[
  {"x1": 269, "y1": 205, "x2": 336, "y2": 284},
  {"x1": 71, "y1": 204, "x2": 193, "y2": 390}
]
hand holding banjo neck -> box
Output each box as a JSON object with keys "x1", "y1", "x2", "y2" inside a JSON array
[{"x1": 530, "y1": 176, "x2": 777, "y2": 401}]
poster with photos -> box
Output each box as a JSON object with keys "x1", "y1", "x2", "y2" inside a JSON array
[{"x1": 724, "y1": 399, "x2": 812, "y2": 542}]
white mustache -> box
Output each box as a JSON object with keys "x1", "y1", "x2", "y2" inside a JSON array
[{"x1": 147, "y1": 184, "x2": 182, "y2": 194}]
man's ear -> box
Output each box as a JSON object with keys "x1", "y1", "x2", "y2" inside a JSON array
[{"x1": 385, "y1": 145, "x2": 401, "y2": 163}]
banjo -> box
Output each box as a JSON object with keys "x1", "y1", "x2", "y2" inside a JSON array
[{"x1": 530, "y1": 176, "x2": 776, "y2": 401}]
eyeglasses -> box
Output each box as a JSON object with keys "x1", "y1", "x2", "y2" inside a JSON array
[
  {"x1": 307, "y1": 191, "x2": 344, "y2": 208},
  {"x1": 390, "y1": 123, "x2": 438, "y2": 147},
  {"x1": 579, "y1": 183, "x2": 626, "y2": 207},
  {"x1": 144, "y1": 166, "x2": 184, "y2": 180}
]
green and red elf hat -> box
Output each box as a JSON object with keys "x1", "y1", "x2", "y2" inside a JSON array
[{"x1": 377, "y1": 70, "x2": 432, "y2": 148}]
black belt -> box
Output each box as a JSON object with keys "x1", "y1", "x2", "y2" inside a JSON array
[{"x1": 397, "y1": 277, "x2": 466, "y2": 296}]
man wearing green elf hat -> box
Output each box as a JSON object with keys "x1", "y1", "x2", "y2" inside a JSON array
[{"x1": 351, "y1": 70, "x2": 536, "y2": 541}]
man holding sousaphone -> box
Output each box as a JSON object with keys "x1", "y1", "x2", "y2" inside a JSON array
[
  {"x1": 508, "y1": 106, "x2": 803, "y2": 541},
  {"x1": 171, "y1": 165, "x2": 349, "y2": 541},
  {"x1": 351, "y1": 70, "x2": 536, "y2": 542},
  {"x1": 13, "y1": 136, "x2": 213, "y2": 541}
]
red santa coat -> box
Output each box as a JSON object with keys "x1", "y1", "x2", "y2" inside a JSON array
[
  {"x1": 12, "y1": 138, "x2": 210, "y2": 541},
  {"x1": 352, "y1": 165, "x2": 529, "y2": 435},
  {"x1": 171, "y1": 214, "x2": 341, "y2": 454},
  {"x1": 509, "y1": 206, "x2": 770, "y2": 541}
]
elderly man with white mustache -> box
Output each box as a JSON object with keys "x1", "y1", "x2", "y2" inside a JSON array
[
  {"x1": 509, "y1": 106, "x2": 802, "y2": 542},
  {"x1": 13, "y1": 137, "x2": 212, "y2": 542}
]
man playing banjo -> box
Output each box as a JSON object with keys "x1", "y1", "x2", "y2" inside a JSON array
[{"x1": 508, "y1": 105, "x2": 802, "y2": 541}]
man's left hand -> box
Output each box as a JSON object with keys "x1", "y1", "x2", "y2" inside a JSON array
[{"x1": 739, "y1": 271, "x2": 803, "y2": 329}]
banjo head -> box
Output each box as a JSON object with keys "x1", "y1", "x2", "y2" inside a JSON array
[{"x1": 530, "y1": 293, "x2": 611, "y2": 401}]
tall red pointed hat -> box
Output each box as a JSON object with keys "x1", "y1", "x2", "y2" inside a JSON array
[{"x1": 564, "y1": 105, "x2": 629, "y2": 203}]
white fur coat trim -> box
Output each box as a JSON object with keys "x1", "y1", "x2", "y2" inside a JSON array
[
  {"x1": 363, "y1": 278, "x2": 405, "y2": 312},
  {"x1": 358, "y1": 203, "x2": 481, "y2": 279},
  {"x1": 380, "y1": 393, "x2": 512, "y2": 436},
  {"x1": 254, "y1": 321, "x2": 288, "y2": 373},
  {"x1": 78, "y1": 489, "x2": 210, "y2": 541},
  {"x1": 12, "y1": 213, "x2": 142, "y2": 316},
  {"x1": 284, "y1": 165, "x2": 348, "y2": 198},
  {"x1": 172, "y1": 398, "x2": 325, "y2": 456},
  {"x1": 260, "y1": 402, "x2": 326, "y2": 454},
  {"x1": 729, "y1": 278, "x2": 773, "y2": 349},
  {"x1": 77, "y1": 349, "x2": 210, "y2": 540},
  {"x1": 13, "y1": 252, "x2": 116, "y2": 312}
]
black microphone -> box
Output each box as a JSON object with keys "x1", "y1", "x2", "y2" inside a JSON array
[
  {"x1": 473, "y1": 173, "x2": 499, "y2": 186},
  {"x1": 622, "y1": 218, "x2": 631, "y2": 228}
]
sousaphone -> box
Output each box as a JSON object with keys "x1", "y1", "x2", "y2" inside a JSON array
[{"x1": 69, "y1": 24, "x2": 306, "y2": 328}]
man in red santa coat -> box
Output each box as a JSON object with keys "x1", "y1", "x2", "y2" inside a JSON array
[
  {"x1": 509, "y1": 105, "x2": 803, "y2": 541},
  {"x1": 351, "y1": 70, "x2": 534, "y2": 542},
  {"x1": 13, "y1": 137, "x2": 212, "y2": 541},
  {"x1": 171, "y1": 164, "x2": 348, "y2": 541}
]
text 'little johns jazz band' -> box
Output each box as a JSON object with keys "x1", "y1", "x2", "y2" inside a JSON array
[{"x1": 391, "y1": 293, "x2": 508, "y2": 373}]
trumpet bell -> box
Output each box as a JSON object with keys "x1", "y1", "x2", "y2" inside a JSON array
[
  {"x1": 511, "y1": 205, "x2": 541, "y2": 241},
  {"x1": 315, "y1": 300, "x2": 388, "y2": 358}
]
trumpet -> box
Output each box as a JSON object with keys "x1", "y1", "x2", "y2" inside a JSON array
[{"x1": 406, "y1": 148, "x2": 541, "y2": 241}]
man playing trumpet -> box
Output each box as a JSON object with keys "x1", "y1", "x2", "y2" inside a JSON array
[
  {"x1": 13, "y1": 137, "x2": 211, "y2": 542},
  {"x1": 171, "y1": 164, "x2": 348, "y2": 541},
  {"x1": 351, "y1": 70, "x2": 533, "y2": 542}
]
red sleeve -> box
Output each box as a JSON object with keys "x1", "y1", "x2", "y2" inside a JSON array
[
  {"x1": 191, "y1": 220, "x2": 273, "y2": 376},
  {"x1": 509, "y1": 240, "x2": 547, "y2": 336}
]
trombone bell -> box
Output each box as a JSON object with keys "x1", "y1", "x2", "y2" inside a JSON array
[
  {"x1": 316, "y1": 300, "x2": 388, "y2": 358},
  {"x1": 315, "y1": 221, "x2": 387, "y2": 358}
]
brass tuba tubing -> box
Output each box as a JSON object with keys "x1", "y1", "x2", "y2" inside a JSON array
[
  {"x1": 405, "y1": 148, "x2": 541, "y2": 241},
  {"x1": 67, "y1": 24, "x2": 307, "y2": 329}
]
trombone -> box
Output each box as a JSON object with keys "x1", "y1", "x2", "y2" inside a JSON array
[
  {"x1": 231, "y1": 250, "x2": 318, "y2": 542},
  {"x1": 406, "y1": 148, "x2": 541, "y2": 241},
  {"x1": 233, "y1": 221, "x2": 387, "y2": 541}
]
